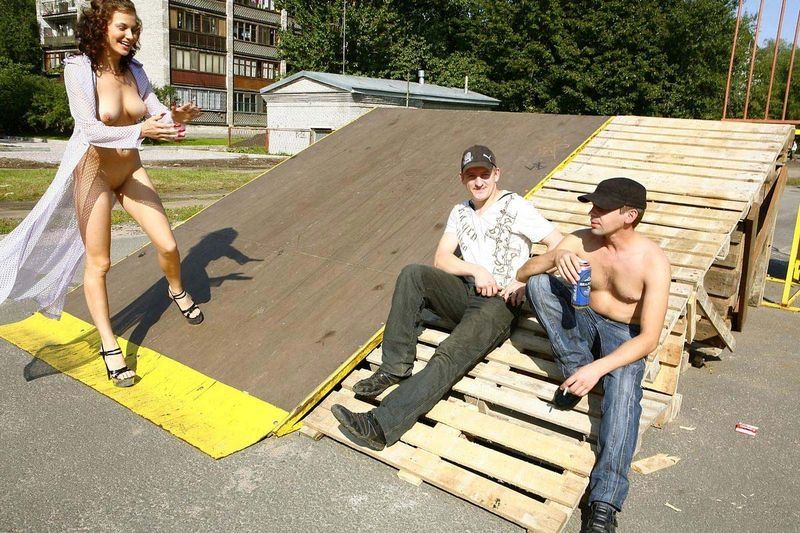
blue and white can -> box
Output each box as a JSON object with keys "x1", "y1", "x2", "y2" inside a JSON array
[{"x1": 572, "y1": 260, "x2": 591, "y2": 308}]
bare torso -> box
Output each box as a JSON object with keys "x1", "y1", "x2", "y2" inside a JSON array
[
  {"x1": 575, "y1": 230, "x2": 664, "y2": 324},
  {"x1": 90, "y1": 69, "x2": 146, "y2": 187}
]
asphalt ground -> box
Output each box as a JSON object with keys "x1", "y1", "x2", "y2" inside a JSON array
[{"x1": 1, "y1": 169, "x2": 799, "y2": 532}]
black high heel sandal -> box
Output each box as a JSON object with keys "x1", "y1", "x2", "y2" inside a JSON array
[
  {"x1": 100, "y1": 347, "x2": 136, "y2": 388},
  {"x1": 168, "y1": 288, "x2": 204, "y2": 325}
]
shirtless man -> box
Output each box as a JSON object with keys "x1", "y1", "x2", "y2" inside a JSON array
[{"x1": 516, "y1": 177, "x2": 670, "y2": 533}]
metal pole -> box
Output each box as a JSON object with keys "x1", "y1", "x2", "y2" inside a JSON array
[
  {"x1": 782, "y1": 9, "x2": 800, "y2": 120},
  {"x1": 723, "y1": 0, "x2": 744, "y2": 119},
  {"x1": 765, "y1": 0, "x2": 788, "y2": 119},
  {"x1": 744, "y1": 0, "x2": 766, "y2": 119},
  {"x1": 342, "y1": 0, "x2": 346, "y2": 75}
]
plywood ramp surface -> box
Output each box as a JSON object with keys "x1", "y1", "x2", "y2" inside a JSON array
[
  {"x1": 304, "y1": 115, "x2": 792, "y2": 530},
  {"x1": 0, "y1": 108, "x2": 607, "y2": 455}
]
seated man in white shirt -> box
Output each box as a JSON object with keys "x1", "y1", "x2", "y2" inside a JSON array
[{"x1": 331, "y1": 145, "x2": 563, "y2": 450}]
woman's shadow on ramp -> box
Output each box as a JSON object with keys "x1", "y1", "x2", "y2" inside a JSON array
[{"x1": 24, "y1": 227, "x2": 261, "y2": 380}]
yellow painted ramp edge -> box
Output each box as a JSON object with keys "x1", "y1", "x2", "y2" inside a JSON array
[
  {"x1": 0, "y1": 312, "x2": 287, "y2": 459},
  {"x1": 273, "y1": 115, "x2": 617, "y2": 436}
]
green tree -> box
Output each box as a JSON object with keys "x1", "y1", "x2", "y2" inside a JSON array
[
  {"x1": 0, "y1": 0, "x2": 41, "y2": 70},
  {"x1": 0, "y1": 58, "x2": 37, "y2": 133},
  {"x1": 278, "y1": 1, "x2": 742, "y2": 118},
  {"x1": 25, "y1": 76, "x2": 72, "y2": 133}
]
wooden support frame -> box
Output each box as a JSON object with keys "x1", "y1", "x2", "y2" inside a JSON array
[
  {"x1": 735, "y1": 162, "x2": 789, "y2": 329},
  {"x1": 696, "y1": 285, "x2": 736, "y2": 351}
]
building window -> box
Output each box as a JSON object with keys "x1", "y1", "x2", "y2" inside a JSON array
[
  {"x1": 261, "y1": 61, "x2": 277, "y2": 80},
  {"x1": 175, "y1": 87, "x2": 225, "y2": 111},
  {"x1": 44, "y1": 51, "x2": 68, "y2": 72},
  {"x1": 171, "y1": 47, "x2": 195, "y2": 70},
  {"x1": 171, "y1": 48, "x2": 225, "y2": 74},
  {"x1": 234, "y1": 57, "x2": 258, "y2": 77},
  {"x1": 199, "y1": 52, "x2": 225, "y2": 75},
  {"x1": 234, "y1": 21, "x2": 257, "y2": 42},
  {"x1": 171, "y1": 8, "x2": 225, "y2": 35},
  {"x1": 268, "y1": 28, "x2": 277, "y2": 46},
  {"x1": 234, "y1": 92, "x2": 260, "y2": 113}
]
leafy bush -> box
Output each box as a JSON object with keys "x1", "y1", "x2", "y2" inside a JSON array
[
  {"x1": 25, "y1": 75, "x2": 73, "y2": 134},
  {"x1": 0, "y1": 58, "x2": 37, "y2": 134}
]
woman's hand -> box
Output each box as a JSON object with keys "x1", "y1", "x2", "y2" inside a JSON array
[
  {"x1": 171, "y1": 102, "x2": 202, "y2": 124},
  {"x1": 140, "y1": 113, "x2": 185, "y2": 142}
]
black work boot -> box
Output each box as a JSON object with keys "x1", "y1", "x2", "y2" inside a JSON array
[
  {"x1": 331, "y1": 404, "x2": 387, "y2": 451},
  {"x1": 582, "y1": 502, "x2": 618, "y2": 533},
  {"x1": 352, "y1": 369, "x2": 404, "y2": 398},
  {"x1": 552, "y1": 387, "x2": 582, "y2": 410}
]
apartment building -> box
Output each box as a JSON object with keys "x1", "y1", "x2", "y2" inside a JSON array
[{"x1": 35, "y1": 0, "x2": 293, "y2": 127}]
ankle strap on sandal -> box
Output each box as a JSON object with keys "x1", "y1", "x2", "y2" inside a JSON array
[
  {"x1": 100, "y1": 346, "x2": 123, "y2": 357},
  {"x1": 169, "y1": 289, "x2": 188, "y2": 300}
]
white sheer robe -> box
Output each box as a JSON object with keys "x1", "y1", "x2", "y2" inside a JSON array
[{"x1": 0, "y1": 54, "x2": 172, "y2": 319}]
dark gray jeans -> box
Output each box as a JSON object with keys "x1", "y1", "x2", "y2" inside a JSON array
[{"x1": 373, "y1": 264, "x2": 517, "y2": 445}]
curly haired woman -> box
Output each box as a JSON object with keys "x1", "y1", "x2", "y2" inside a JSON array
[{"x1": 0, "y1": 0, "x2": 204, "y2": 387}]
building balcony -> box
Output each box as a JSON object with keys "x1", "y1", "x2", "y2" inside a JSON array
[
  {"x1": 169, "y1": 28, "x2": 226, "y2": 52},
  {"x1": 233, "y1": 3, "x2": 280, "y2": 24},
  {"x1": 40, "y1": 0, "x2": 78, "y2": 17},
  {"x1": 43, "y1": 35, "x2": 77, "y2": 48},
  {"x1": 171, "y1": 69, "x2": 226, "y2": 89},
  {"x1": 233, "y1": 40, "x2": 278, "y2": 60},
  {"x1": 169, "y1": 0, "x2": 225, "y2": 16}
]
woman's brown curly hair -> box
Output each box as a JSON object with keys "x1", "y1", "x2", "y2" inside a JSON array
[{"x1": 77, "y1": 0, "x2": 142, "y2": 73}]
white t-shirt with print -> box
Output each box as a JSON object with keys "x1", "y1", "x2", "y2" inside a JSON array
[{"x1": 444, "y1": 191, "x2": 555, "y2": 288}]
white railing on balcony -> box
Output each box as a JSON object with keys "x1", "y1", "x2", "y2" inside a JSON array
[{"x1": 40, "y1": 0, "x2": 78, "y2": 16}]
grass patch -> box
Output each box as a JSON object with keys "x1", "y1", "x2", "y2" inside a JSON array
[
  {"x1": 788, "y1": 176, "x2": 800, "y2": 187},
  {"x1": 227, "y1": 146, "x2": 268, "y2": 155},
  {"x1": 111, "y1": 205, "x2": 205, "y2": 226},
  {"x1": 0, "y1": 217, "x2": 20, "y2": 233},
  {"x1": 0, "y1": 167, "x2": 263, "y2": 202}
]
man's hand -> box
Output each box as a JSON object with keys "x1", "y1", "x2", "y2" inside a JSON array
[
  {"x1": 555, "y1": 249, "x2": 584, "y2": 285},
  {"x1": 473, "y1": 266, "x2": 501, "y2": 297},
  {"x1": 500, "y1": 280, "x2": 526, "y2": 306},
  {"x1": 562, "y1": 362, "x2": 605, "y2": 397}
]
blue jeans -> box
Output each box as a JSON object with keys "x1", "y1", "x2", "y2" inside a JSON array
[
  {"x1": 374, "y1": 264, "x2": 517, "y2": 445},
  {"x1": 526, "y1": 273, "x2": 644, "y2": 511}
]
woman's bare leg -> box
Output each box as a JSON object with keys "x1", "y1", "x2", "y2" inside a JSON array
[
  {"x1": 73, "y1": 151, "x2": 134, "y2": 378},
  {"x1": 116, "y1": 167, "x2": 200, "y2": 319}
]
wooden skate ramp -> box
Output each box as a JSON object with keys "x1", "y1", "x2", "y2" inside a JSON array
[{"x1": 0, "y1": 108, "x2": 607, "y2": 456}]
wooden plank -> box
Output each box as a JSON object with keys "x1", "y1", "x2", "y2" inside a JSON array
[
  {"x1": 535, "y1": 189, "x2": 743, "y2": 221},
  {"x1": 604, "y1": 123, "x2": 793, "y2": 142},
  {"x1": 552, "y1": 167, "x2": 759, "y2": 200},
  {"x1": 613, "y1": 115, "x2": 795, "y2": 135},
  {"x1": 586, "y1": 137, "x2": 781, "y2": 164},
  {"x1": 574, "y1": 148, "x2": 770, "y2": 175},
  {"x1": 306, "y1": 394, "x2": 568, "y2": 533},
  {"x1": 595, "y1": 129, "x2": 786, "y2": 152},
  {"x1": 401, "y1": 422, "x2": 585, "y2": 507},
  {"x1": 541, "y1": 208, "x2": 728, "y2": 242},
  {"x1": 545, "y1": 179, "x2": 748, "y2": 211},
  {"x1": 631, "y1": 453, "x2": 681, "y2": 474},
  {"x1": 696, "y1": 285, "x2": 736, "y2": 351}
]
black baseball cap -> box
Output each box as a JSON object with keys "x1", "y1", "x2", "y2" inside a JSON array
[
  {"x1": 460, "y1": 145, "x2": 496, "y2": 172},
  {"x1": 578, "y1": 177, "x2": 647, "y2": 210}
]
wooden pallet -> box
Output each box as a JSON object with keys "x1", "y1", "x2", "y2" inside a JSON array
[{"x1": 302, "y1": 115, "x2": 794, "y2": 531}]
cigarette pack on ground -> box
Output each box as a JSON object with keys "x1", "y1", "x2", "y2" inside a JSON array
[{"x1": 735, "y1": 423, "x2": 759, "y2": 436}]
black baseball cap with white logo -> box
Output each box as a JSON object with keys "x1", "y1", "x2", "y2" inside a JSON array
[
  {"x1": 461, "y1": 145, "x2": 496, "y2": 172},
  {"x1": 578, "y1": 177, "x2": 647, "y2": 210}
]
